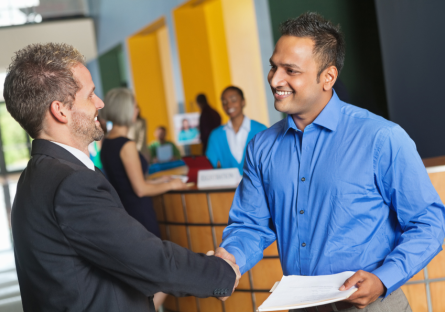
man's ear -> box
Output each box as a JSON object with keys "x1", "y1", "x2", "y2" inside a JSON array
[
  {"x1": 49, "y1": 101, "x2": 69, "y2": 124},
  {"x1": 322, "y1": 65, "x2": 338, "y2": 91}
]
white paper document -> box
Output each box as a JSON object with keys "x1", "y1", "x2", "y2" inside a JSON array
[{"x1": 257, "y1": 271, "x2": 358, "y2": 311}]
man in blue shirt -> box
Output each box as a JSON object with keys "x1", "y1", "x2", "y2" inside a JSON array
[{"x1": 215, "y1": 12, "x2": 445, "y2": 311}]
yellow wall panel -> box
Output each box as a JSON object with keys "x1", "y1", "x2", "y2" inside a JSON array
[
  {"x1": 174, "y1": 0, "x2": 231, "y2": 124},
  {"x1": 221, "y1": 0, "x2": 270, "y2": 126},
  {"x1": 157, "y1": 25, "x2": 179, "y2": 142},
  {"x1": 128, "y1": 34, "x2": 169, "y2": 143},
  {"x1": 204, "y1": 0, "x2": 232, "y2": 122}
]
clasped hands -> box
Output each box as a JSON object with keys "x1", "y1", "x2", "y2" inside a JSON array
[
  {"x1": 207, "y1": 248, "x2": 385, "y2": 308},
  {"x1": 206, "y1": 247, "x2": 240, "y2": 301}
]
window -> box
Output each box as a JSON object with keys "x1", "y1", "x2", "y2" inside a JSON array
[
  {"x1": 0, "y1": 0, "x2": 41, "y2": 27},
  {"x1": 0, "y1": 0, "x2": 89, "y2": 28},
  {"x1": 0, "y1": 73, "x2": 30, "y2": 252}
]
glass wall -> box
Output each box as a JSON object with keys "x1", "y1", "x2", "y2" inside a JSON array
[
  {"x1": 0, "y1": 101, "x2": 31, "y2": 252},
  {"x1": 0, "y1": 0, "x2": 88, "y2": 28}
]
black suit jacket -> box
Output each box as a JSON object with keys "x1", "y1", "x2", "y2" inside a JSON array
[{"x1": 12, "y1": 139, "x2": 235, "y2": 311}]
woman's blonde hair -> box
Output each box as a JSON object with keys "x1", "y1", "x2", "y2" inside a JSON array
[{"x1": 102, "y1": 88, "x2": 135, "y2": 126}]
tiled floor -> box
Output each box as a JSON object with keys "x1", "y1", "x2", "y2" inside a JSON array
[{"x1": 0, "y1": 250, "x2": 22, "y2": 312}]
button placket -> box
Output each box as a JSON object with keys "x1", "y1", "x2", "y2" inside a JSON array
[{"x1": 296, "y1": 128, "x2": 316, "y2": 276}]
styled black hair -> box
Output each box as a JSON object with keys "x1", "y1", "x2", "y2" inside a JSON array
[
  {"x1": 221, "y1": 86, "x2": 244, "y2": 100},
  {"x1": 196, "y1": 93, "x2": 209, "y2": 106},
  {"x1": 280, "y1": 12, "x2": 345, "y2": 81}
]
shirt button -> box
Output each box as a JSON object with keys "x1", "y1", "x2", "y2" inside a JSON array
[
  {"x1": 301, "y1": 177, "x2": 306, "y2": 182},
  {"x1": 300, "y1": 210, "x2": 304, "y2": 214},
  {"x1": 302, "y1": 243, "x2": 306, "y2": 247}
]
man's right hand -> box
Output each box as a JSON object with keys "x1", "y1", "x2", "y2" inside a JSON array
[
  {"x1": 214, "y1": 247, "x2": 236, "y2": 263},
  {"x1": 206, "y1": 250, "x2": 240, "y2": 301}
]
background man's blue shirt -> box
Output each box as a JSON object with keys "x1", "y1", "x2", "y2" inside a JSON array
[{"x1": 220, "y1": 92, "x2": 445, "y2": 296}]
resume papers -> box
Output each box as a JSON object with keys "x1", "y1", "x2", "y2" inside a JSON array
[{"x1": 258, "y1": 271, "x2": 358, "y2": 311}]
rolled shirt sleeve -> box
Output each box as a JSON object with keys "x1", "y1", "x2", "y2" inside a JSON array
[
  {"x1": 220, "y1": 138, "x2": 277, "y2": 274},
  {"x1": 372, "y1": 125, "x2": 445, "y2": 296}
]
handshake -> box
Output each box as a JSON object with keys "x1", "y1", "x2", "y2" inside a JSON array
[{"x1": 206, "y1": 247, "x2": 241, "y2": 301}]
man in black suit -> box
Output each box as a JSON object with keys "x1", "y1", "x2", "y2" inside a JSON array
[{"x1": 3, "y1": 43, "x2": 240, "y2": 311}]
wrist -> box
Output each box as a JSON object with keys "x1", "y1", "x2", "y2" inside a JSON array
[{"x1": 167, "y1": 181, "x2": 174, "y2": 191}]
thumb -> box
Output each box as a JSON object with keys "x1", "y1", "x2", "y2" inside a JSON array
[{"x1": 340, "y1": 272, "x2": 362, "y2": 291}]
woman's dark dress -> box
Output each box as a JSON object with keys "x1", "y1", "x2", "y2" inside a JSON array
[{"x1": 101, "y1": 137, "x2": 161, "y2": 237}]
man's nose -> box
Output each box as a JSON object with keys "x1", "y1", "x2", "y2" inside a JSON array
[
  {"x1": 95, "y1": 96, "x2": 105, "y2": 110},
  {"x1": 269, "y1": 68, "x2": 286, "y2": 88}
]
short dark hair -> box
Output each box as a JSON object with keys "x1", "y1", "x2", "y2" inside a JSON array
[
  {"x1": 196, "y1": 93, "x2": 209, "y2": 107},
  {"x1": 156, "y1": 126, "x2": 167, "y2": 132},
  {"x1": 221, "y1": 86, "x2": 244, "y2": 100},
  {"x1": 280, "y1": 12, "x2": 345, "y2": 81},
  {"x1": 3, "y1": 43, "x2": 85, "y2": 138}
]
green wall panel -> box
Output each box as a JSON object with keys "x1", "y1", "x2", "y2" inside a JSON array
[
  {"x1": 268, "y1": 0, "x2": 388, "y2": 118},
  {"x1": 98, "y1": 44, "x2": 127, "y2": 96}
]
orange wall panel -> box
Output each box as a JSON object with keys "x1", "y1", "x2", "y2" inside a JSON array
[{"x1": 128, "y1": 33, "x2": 171, "y2": 143}]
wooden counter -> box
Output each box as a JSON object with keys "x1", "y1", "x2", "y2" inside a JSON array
[{"x1": 152, "y1": 187, "x2": 283, "y2": 312}]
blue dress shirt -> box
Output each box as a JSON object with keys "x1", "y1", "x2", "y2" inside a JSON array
[
  {"x1": 220, "y1": 91, "x2": 445, "y2": 296},
  {"x1": 206, "y1": 119, "x2": 267, "y2": 174}
]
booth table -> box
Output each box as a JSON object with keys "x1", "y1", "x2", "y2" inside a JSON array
[{"x1": 152, "y1": 187, "x2": 283, "y2": 312}]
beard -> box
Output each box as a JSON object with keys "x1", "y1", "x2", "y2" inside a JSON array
[{"x1": 70, "y1": 109, "x2": 104, "y2": 144}]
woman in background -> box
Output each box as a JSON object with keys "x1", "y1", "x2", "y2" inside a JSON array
[
  {"x1": 100, "y1": 88, "x2": 185, "y2": 311},
  {"x1": 177, "y1": 118, "x2": 199, "y2": 142},
  {"x1": 206, "y1": 86, "x2": 267, "y2": 175},
  {"x1": 127, "y1": 105, "x2": 150, "y2": 160}
]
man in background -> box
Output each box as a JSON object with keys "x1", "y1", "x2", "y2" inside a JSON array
[
  {"x1": 215, "y1": 12, "x2": 445, "y2": 312},
  {"x1": 4, "y1": 43, "x2": 240, "y2": 311},
  {"x1": 149, "y1": 126, "x2": 181, "y2": 163},
  {"x1": 196, "y1": 93, "x2": 221, "y2": 153}
]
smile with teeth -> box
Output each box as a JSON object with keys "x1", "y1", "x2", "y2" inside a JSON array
[
  {"x1": 275, "y1": 90, "x2": 293, "y2": 96},
  {"x1": 94, "y1": 117, "x2": 97, "y2": 121},
  {"x1": 227, "y1": 108, "x2": 236, "y2": 113}
]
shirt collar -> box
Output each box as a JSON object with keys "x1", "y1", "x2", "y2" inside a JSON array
[
  {"x1": 51, "y1": 141, "x2": 95, "y2": 171},
  {"x1": 283, "y1": 90, "x2": 342, "y2": 133},
  {"x1": 312, "y1": 90, "x2": 341, "y2": 131},
  {"x1": 225, "y1": 115, "x2": 251, "y2": 132}
]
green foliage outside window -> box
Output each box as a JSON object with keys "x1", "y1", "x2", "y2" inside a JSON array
[{"x1": 0, "y1": 103, "x2": 30, "y2": 172}]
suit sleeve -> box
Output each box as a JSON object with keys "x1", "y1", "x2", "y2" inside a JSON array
[{"x1": 54, "y1": 170, "x2": 235, "y2": 298}]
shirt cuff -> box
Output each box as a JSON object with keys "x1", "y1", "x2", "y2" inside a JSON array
[
  {"x1": 220, "y1": 241, "x2": 247, "y2": 274},
  {"x1": 372, "y1": 261, "x2": 406, "y2": 297}
]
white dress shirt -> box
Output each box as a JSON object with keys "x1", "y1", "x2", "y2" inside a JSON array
[
  {"x1": 224, "y1": 115, "x2": 251, "y2": 164},
  {"x1": 52, "y1": 141, "x2": 95, "y2": 171}
]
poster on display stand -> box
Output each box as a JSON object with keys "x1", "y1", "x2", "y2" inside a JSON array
[{"x1": 173, "y1": 113, "x2": 201, "y2": 146}]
